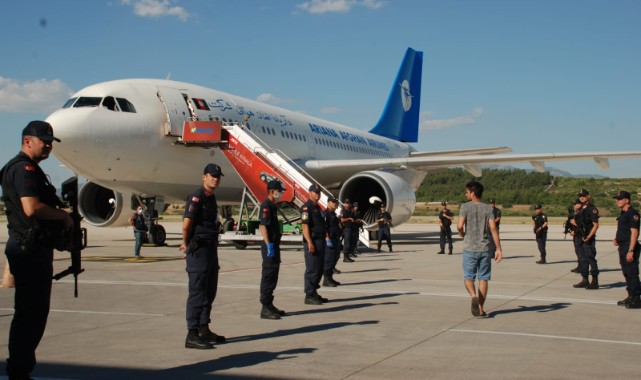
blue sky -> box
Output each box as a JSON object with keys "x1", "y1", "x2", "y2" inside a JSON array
[{"x1": 1, "y1": 0, "x2": 640, "y2": 186}]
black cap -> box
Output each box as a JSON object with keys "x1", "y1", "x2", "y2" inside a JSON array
[
  {"x1": 441, "y1": 201, "x2": 447, "y2": 206},
  {"x1": 267, "y1": 179, "x2": 285, "y2": 191},
  {"x1": 613, "y1": 190, "x2": 631, "y2": 200},
  {"x1": 534, "y1": 204, "x2": 542, "y2": 209},
  {"x1": 573, "y1": 198, "x2": 582, "y2": 205},
  {"x1": 203, "y1": 163, "x2": 224, "y2": 177},
  {"x1": 380, "y1": 203, "x2": 386, "y2": 208},
  {"x1": 328, "y1": 196, "x2": 338, "y2": 203},
  {"x1": 22, "y1": 120, "x2": 60, "y2": 142},
  {"x1": 353, "y1": 202, "x2": 359, "y2": 207},
  {"x1": 308, "y1": 183, "x2": 321, "y2": 193},
  {"x1": 489, "y1": 199, "x2": 495, "y2": 204},
  {"x1": 578, "y1": 189, "x2": 590, "y2": 197}
]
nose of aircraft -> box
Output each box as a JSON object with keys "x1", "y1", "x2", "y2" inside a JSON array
[{"x1": 44, "y1": 107, "x2": 91, "y2": 166}]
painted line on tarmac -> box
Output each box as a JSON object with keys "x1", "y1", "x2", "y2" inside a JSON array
[
  {"x1": 0, "y1": 308, "x2": 165, "y2": 317},
  {"x1": 52, "y1": 279, "x2": 618, "y2": 305},
  {"x1": 449, "y1": 329, "x2": 641, "y2": 346}
]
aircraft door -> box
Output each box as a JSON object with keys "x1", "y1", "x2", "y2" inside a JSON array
[{"x1": 157, "y1": 87, "x2": 192, "y2": 136}]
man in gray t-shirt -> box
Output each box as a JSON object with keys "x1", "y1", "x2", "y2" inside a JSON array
[{"x1": 457, "y1": 181, "x2": 502, "y2": 317}]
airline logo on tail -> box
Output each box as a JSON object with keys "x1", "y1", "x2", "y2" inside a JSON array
[{"x1": 400, "y1": 80, "x2": 413, "y2": 112}]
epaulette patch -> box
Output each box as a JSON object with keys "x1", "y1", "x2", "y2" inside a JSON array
[{"x1": 24, "y1": 165, "x2": 35, "y2": 172}]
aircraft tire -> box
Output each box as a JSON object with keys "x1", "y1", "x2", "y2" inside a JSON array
[{"x1": 150, "y1": 224, "x2": 167, "y2": 246}]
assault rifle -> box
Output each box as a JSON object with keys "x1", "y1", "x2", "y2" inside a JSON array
[
  {"x1": 52, "y1": 176, "x2": 86, "y2": 297},
  {"x1": 563, "y1": 206, "x2": 575, "y2": 239}
]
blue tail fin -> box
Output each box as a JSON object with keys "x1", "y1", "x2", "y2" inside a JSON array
[{"x1": 369, "y1": 48, "x2": 423, "y2": 143}]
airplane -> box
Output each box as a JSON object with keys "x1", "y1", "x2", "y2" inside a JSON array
[{"x1": 44, "y1": 47, "x2": 641, "y2": 245}]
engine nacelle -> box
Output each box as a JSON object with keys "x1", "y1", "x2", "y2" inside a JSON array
[
  {"x1": 338, "y1": 170, "x2": 416, "y2": 228},
  {"x1": 78, "y1": 182, "x2": 132, "y2": 227}
]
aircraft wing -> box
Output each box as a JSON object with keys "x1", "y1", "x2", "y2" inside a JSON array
[{"x1": 304, "y1": 151, "x2": 641, "y2": 177}]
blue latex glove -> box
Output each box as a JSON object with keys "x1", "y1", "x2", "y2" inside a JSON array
[
  {"x1": 267, "y1": 242, "x2": 275, "y2": 257},
  {"x1": 326, "y1": 239, "x2": 333, "y2": 248}
]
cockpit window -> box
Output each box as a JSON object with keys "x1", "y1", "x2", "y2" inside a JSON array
[
  {"x1": 102, "y1": 96, "x2": 118, "y2": 111},
  {"x1": 62, "y1": 98, "x2": 77, "y2": 108},
  {"x1": 116, "y1": 98, "x2": 136, "y2": 113},
  {"x1": 73, "y1": 97, "x2": 102, "y2": 108}
]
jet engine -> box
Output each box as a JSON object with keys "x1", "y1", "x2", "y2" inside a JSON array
[
  {"x1": 338, "y1": 170, "x2": 416, "y2": 228},
  {"x1": 78, "y1": 182, "x2": 131, "y2": 227}
]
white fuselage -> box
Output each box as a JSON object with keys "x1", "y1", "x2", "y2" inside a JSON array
[{"x1": 45, "y1": 79, "x2": 417, "y2": 204}]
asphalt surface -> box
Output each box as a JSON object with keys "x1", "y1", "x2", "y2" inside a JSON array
[{"x1": 1, "y1": 221, "x2": 640, "y2": 379}]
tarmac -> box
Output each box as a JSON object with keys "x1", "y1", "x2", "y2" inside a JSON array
[{"x1": 1, "y1": 221, "x2": 640, "y2": 379}]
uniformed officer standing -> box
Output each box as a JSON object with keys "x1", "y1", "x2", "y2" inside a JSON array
[
  {"x1": 573, "y1": 189, "x2": 600, "y2": 289},
  {"x1": 612, "y1": 191, "x2": 641, "y2": 309},
  {"x1": 532, "y1": 204, "x2": 549, "y2": 264},
  {"x1": 350, "y1": 202, "x2": 363, "y2": 256},
  {"x1": 128, "y1": 205, "x2": 148, "y2": 259},
  {"x1": 322, "y1": 197, "x2": 341, "y2": 287},
  {"x1": 258, "y1": 179, "x2": 287, "y2": 320},
  {"x1": 488, "y1": 199, "x2": 501, "y2": 257},
  {"x1": 340, "y1": 200, "x2": 355, "y2": 263},
  {"x1": 301, "y1": 184, "x2": 329, "y2": 305},
  {"x1": 179, "y1": 163, "x2": 226, "y2": 349},
  {"x1": 376, "y1": 203, "x2": 393, "y2": 252},
  {"x1": 438, "y1": 201, "x2": 454, "y2": 255},
  {"x1": 0, "y1": 121, "x2": 73, "y2": 379},
  {"x1": 568, "y1": 199, "x2": 583, "y2": 273}
]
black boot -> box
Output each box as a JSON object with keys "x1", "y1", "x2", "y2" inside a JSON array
[
  {"x1": 343, "y1": 255, "x2": 354, "y2": 263},
  {"x1": 618, "y1": 296, "x2": 632, "y2": 306},
  {"x1": 626, "y1": 296, "x2": 641, "y2": 309},
  {"x1": 198, "y1": 325, "x2": 226, "y2": 344},
  {"x1": 323, "y1": 276, "x2": 338, "y2": 287},
  {"x1": 570, "y1": 266, "x2": 580, "y2": 273},
  {"x1": 377, "y1": 244, "x2": 382, "y2": 253},
  {"x1": 270, "y1": 303, "x2": 286, "y2": 316},
  {"x1": 186, "y1": 329, "x2": 214, "y2": 349},
  {"x1": 260, "y1": 304, "x2": 281, "y2": 320},
  {"x1": 573, "y1": 276, "x2": 589, "y2": 289},
  {"x1": 587, "y1": 275, "x2": 599, "y2": 290}
]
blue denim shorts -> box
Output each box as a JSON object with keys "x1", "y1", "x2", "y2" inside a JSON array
[{"x1": 463, "y1": 251, "x2": 492, "y2": 280}]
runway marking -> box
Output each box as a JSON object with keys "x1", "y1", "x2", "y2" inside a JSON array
[
  {"x1": 0, "y1": 308, "x2": 165, "y2": 317},
  {"x1": 448, "y1": 329, "x2": 641, "y2": 346},
  {"x1": 51, "y1": 279, "x2": 619, "y2": 305}
]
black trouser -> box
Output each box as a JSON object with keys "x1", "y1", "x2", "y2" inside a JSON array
[
  {"x1": 378, "y1": 227, "x2": 392, "y2": 250},
  {"x1": 4, "y1": 237, "x2": 53, "y2": 378},
  {"x1": 618, "y1": 243, "x2": 641, "y2": 297},
  {"x1": 439, "y1": 226, "x2": 452, "y2": 252},
  {"x1": 324, "y1": 238, "x2": 340, "y2": 276},
  {"x1": 260, "y1": 240, "x2": 281, "y2": 305},
  {"x1": 573, "y1": 235, "x2": 581, "y2": 266},
  {"x1": 350, "y1": 227, "x2": 359, "y2": 253},
  {"x1": 186, "y1": 240, "x2": 219, "y2": 329},
  {"x1": 304, "y1": 238, "x2": 325, "y2": 295},
  {"x1": 342, "y1": 227, "x2": 353, "y2": 255},
  {"x1": 536, "y1": 232, "x2": 547, "y2": 260},
  {"x1": 578, "y1": 238, "x2": 599, "y2": 277}
]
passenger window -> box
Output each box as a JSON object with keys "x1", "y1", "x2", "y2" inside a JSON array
[{"x1": 117, "y1": 98, "x2": 137, "y2": 113}]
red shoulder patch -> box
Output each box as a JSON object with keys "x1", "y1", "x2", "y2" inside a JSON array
[
  {"x1": 24, "y1": 164, "x2": 35, "y2": 172},
  {"x1": 634, "y1": 215, "x2": 639, "y2": 222},
  {"x1": 191, "y1": 196, "x2": 200, "y2": 202}
]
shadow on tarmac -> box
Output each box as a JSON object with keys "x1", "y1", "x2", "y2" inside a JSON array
[{"x1": 487, "y1": 302, "x2": 571, "y2": 318}]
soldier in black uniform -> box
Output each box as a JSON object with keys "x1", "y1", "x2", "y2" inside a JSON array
[
  {"x1": 438, "y1": 201, "x2": 454, "y2": 255},
  {"x1": 376, "y1": 203, "x2": 393, "y2": 252},
  {"x1": 573, "y1": 189, "x2": 600, "y2": 289},
  {"x1": 0, "y1": 121, "x2": 73, "y2": 379},
  {"x1": 301, "y1": 183, "x2": 328, "y2": 305},
  {"x1": 567, "y1": 199, "x2": 583, "y2": 273},
  {"x1": 532, "y1": 204, "x2": 549, "y2": 264},
  {"x1": 612, "y1": 191, "x2": 641, "y2": 309},
  {"x1": 179, "y1": 163, "x2": 226, "y2": 349},
  {"x1": 258, "y1": 179, "x2": 287, "y2": 319},
  {"x1": 350, "y1": 202, "x2": 363, "y2": 256},
  {"x1": 340, "y1": 199, "x2": 355, "y2": 263},
  {"x1": 322, "y1": 197, "x2": 341, "y2": 287},
  {"x1": 488, "y1": 199, "x2": 501, "y2": 258}
]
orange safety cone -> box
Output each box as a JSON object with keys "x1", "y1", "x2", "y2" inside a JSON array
[{"x1": 2, "y1": 261, "x2": 15, "y2": 288}]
